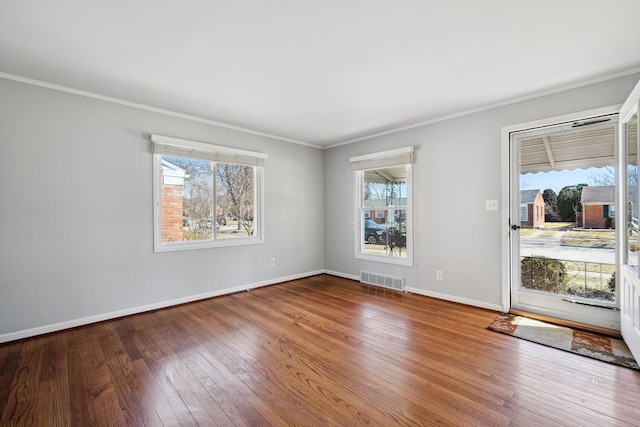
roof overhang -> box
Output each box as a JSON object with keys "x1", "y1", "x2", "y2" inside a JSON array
[{"x1": 519, "y1": 121, "x2": 620, "y2": 174}]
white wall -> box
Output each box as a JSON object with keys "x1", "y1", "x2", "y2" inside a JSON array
[
  {"x1": 0, "y1": 79, "x2": 325, "y2": 341},
  {"x1": 324, "y1": 73, "x2": 640, "y2": 310}
]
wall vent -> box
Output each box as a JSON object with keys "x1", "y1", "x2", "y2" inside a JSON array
[{"x1": 360, "y1": 271, "x2": 405, "y2": 292}]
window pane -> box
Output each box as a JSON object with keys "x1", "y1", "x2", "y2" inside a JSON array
[
  {"x1": 386, "y1": 209, "x2": 407, "y2": 258},
  {"x1": 363, "y1": 167, "x2": 408, "y2": 207},
  {"x1": 362, "y1": 209, "x2": 408, "y2": 259},
  {"x1": 216, "y1": 163, "x2": 255, "y2": 239},
  {"x1": 362, "y1": 214, "x2": 386, "y2": 256},
  {"x1": 627, "y1": 114, "x2": 638, "y2": 269},
  {"x1": 161, "y1": 155, "x2": 212, "y2": 242}
]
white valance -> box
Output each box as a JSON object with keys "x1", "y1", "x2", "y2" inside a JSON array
[
  {"x1": 349, "y1": 146, "x2": 414, "y2": 171},
  {"x1": 151, "y1": 134, "x2": 267, "y2": 167}
]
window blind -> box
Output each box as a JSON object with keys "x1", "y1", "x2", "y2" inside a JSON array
[
  {"x1": 350, "y1": 146, "x2": 413, "y2": 171},
  {"x1": 151, "y1": 134, "x2": 267, "y2": 167}
]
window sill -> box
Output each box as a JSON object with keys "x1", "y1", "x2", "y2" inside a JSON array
[
  {"x1": 355, "y1": 252, "x2": 413, "y2": 267},
  {"x1": 154, "y1": 237, "x2": 263, "y2": 253}
]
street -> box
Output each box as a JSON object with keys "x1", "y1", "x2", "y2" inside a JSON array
[{"x1": 519, "y1": 229, "x2": 615, "y2": 264}]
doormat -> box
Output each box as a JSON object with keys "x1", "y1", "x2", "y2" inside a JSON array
[{"x1": 487, "y1": 313, "x2": 639, "y2": 371}]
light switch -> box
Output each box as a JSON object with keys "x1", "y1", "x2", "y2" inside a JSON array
[{"x1": 486, "y1": 199, "x2": 498, "y2": 211}]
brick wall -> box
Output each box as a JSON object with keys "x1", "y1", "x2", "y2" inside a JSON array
[
  {"x1": 532, "y1": 192, "x2": 545, "y2": 228},
  {"x1": 161, "y1": 181, "x2": 184, "y2": 242},
  {"x1": 583, "y1": 205, "x2": 615, "y2": 229},
  {"x1": 523, "y1": 198, "x2": 545, "y2": 228}
]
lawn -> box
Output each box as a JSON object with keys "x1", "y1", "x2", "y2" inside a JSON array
[
  {"x1": 519, "y1": 222, "x2": 573, "y2": 237},
  {"x1": 561, "y1": 229, "x2": 615, "y2": 248}
]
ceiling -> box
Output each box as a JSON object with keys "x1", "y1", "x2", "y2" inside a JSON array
[{"x1": 1, "y1": 0, "x2": 639, "y2": 148}]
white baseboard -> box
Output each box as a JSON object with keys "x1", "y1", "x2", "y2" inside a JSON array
[
  {"x1": 0, "y1": 270, "x2": 325, "y2": 344},
  {"x1": 322, "y1": 269, "x2": 360, "y2": 281},
  {"x1": 323, "y1": 269, "x2": 503, "y2": 312},
  {"x1": 405, "y1": 286, "x2": 503, "y2": 312}
]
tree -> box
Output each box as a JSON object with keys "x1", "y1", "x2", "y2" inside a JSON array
[
  {"x1": 589, "y1": 164, "x2": 638, "y2": 210},
  {"x1": 588, "y1": 166, "x2": 615, "y2": 186},
  {"x1": 542, "y1": 188, "x2": 558, "y2": 221},
  {"x1": 216, "y1": 163, "x2": 255, "y2": 235},
  {"x1": 164, "y1": 156, "x2": 213, "y2": 221},
  {"x1": 557, "y1": 184, "x2": 588, "y2": 222}
]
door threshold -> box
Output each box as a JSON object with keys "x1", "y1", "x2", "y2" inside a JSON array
[{"x1": 509, "y1": 309, "x2": 621, "y2": 339}]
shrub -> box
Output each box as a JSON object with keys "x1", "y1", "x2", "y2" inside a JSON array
[
  {"x1": 520, "y1": 256, "x2": 567, "y2": 293},
  {"x1": 561, "y1": 270, "x2": 615, "y2": 302},
  {"x1": 564, "y1": 285, "x2": 615, "y2": 302},
  {"x1": 607, "y1": 271, "x2": 615, "y2": 293},
  {"x1": 386, "y1": 222, "x2": 406, "y2": 251}
]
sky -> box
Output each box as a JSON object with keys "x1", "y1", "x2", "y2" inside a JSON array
[{"x1": 520, "y1": 167, "x2": 614, "y2": 194}]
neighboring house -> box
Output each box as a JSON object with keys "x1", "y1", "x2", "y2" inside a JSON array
[
  {"x1": 363, "y1": 197, "x2": 408, "y2": 224},
  {"x1": 520, "y1": 190, "x2": 545, "y2": 228},
  {"x1": 581, "y1": 185, "x2": 616, "y2": 229},
  {"x1": 160, "y1": 159, "x2": 187, "y2": 242}
]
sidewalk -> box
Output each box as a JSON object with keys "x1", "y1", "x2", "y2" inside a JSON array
[{"x1": 519, "y1": 230, "x2": 615, "y2": 264}]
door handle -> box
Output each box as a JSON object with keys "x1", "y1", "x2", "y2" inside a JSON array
[{"x1": 511, "y1": 224, "x2": 521, "y2": 230}]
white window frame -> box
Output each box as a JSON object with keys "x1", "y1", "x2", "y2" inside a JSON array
[
  {"x1": 151, "y1": 134, "x2": 266, "y2": 252},
  {"x1": 351, "y1": 146, "x2": 413, "y2": 266}
]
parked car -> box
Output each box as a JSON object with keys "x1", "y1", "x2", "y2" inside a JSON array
[
  {"x1": 183, "y1": 218, "x2": 190, "y2": 227},
  {"x1": 199, "y1": 218, "x2": 220, "y2": 230},
  {"x1": 364, "y1": 219, "x2": 386, "y2": 244}
]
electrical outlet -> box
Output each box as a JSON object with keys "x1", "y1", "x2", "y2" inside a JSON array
[
  {"x1": 436, "y1": 270, "x2": 443, "y2": 280},
  {"x1": 270, "y1": 257, "x2": 275, "y2": 266}
]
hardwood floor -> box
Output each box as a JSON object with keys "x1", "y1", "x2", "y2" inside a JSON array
[{"x1": 1, "y1": 274, "x2": 639, "y2": 426}]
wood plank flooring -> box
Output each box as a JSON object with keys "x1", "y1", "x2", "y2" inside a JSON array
[{"x1": 1, "y1": 274, "x2": 639, "y2": 426}]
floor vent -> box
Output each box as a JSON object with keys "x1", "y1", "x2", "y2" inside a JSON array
[{"x1": 360, "y1": 271, "x2": 405, "y2": 292}]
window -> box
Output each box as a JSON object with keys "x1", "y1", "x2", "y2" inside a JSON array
[
  {"x1": 520, "y1": 205, "x2": 528, "y2": 222},
  {"x1": 152, "y1": 134, "x2": 266, "y2": 252},
  {"x1": 351, "y1": 146, "x2": 413, "y2": 266}
]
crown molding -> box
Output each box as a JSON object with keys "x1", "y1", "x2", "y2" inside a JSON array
[
  {"x1": 0, "y1": 72, "x2": 323, "y2": 149},
  {"x1": 326, "y1": 67, "x2": 640, "y2": 149}
]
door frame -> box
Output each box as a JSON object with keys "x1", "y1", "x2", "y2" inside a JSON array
[
  {"x1": 500, "y1": 104, "x2": 623, "y2": 314},
  {"x1": 617, "y1": 81, "x2": 640, "y2": 362}
]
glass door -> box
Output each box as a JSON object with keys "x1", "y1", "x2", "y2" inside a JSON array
[{"x1": 510, "y1": 115, "x2": 621, "y2": 329}]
